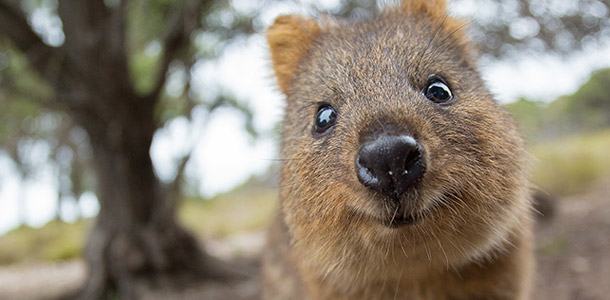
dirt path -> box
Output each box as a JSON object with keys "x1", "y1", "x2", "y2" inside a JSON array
[
  {"x1": 0, "y1": 260, "x2": 84, "y2": 300},
  {"x1": 534, "y1": 178, "x2": 610, "y2": 300},
  {"x1": 0, "y1": 180, "x2": 608, "y2": 300}
]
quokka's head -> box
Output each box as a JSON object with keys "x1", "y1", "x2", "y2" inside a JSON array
[{"x1": 268, "y1": 0, "x2": 530, "y2": 266}]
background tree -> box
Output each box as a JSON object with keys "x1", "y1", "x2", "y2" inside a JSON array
[
  {"x1": 0, "y1": 0, "x2": 263, "y2": 298},
  {"x1": 313, "y1": 0, "x2": 610, "y2": 58},
  {"x1": 0, "y1": 43, "x2": 92, "y2": 224},
  {"x1": 460, "y1": 0, "x2": 610, "y2": 58}
]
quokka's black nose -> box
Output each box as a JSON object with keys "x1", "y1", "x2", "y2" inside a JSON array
[{"x1": 356, "y1": 135, "x2": 426, "y2": 197}]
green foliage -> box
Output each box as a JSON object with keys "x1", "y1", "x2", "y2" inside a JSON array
[
  {"x1": 507, "y1": 68, "x2": 610, "y2": 141},
  {"x1": 546, "y1": 68, "x2": 610, "y2": 135},
  {"x1": 504, "y1": 98, "x2": 545, "y2": 142},
  {"x1": 130, "y1": 43, "x2": 162, "y2": 95},
  {"x1": 1, "y1": 44, "x2": 94, "y2": 205},
  {"x1": 0, "y1": 45, "x2": 51, "y2": 143},
  {"x1": 126, "y1": 0, "x2": 181, "y2": 96}
]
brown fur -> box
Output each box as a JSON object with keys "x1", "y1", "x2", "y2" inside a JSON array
[
  {"x1": 267, "y1": 15, "x2": 323, "y2": 94},
  {"x1": 263, "y1": 0, "x2": 534, "y2": 299}
]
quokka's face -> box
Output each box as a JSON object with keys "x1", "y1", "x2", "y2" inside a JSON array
[{"x1": 278, "y1": 11, "x2": 526, "y2": 238}]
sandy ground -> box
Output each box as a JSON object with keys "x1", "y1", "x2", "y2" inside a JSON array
[
  {"x1": 533, "y1": 178, "x2": 610, "y2": 300},
  {"x1": 0, "y1": 179, "x2": 609, "y2": 300}
]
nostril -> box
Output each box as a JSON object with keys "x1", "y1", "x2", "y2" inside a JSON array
[
  {"x1": 358, "y1": 166, "x2": 378, "y2": 186},
  {"x1": 357, "y1": 156, "x2": 365, "y2": 167},
  {"x1": 403, "y1": 146, "x2": 422, "y2": 173},
  {"x1": 356, "y1": 156, "x2": 378, "y2": 185}
]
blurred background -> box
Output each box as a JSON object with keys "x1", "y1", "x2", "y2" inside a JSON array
[{"x1": 0, "y1": 0, "x2": 609, "y2": 299}]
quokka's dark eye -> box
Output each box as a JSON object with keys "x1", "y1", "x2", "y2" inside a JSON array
[
  {"x1": 425, "y1": 76, "x2": 454, "y2": 104},
  {"x1": 314, "y1": 105, "x2": 337, "y2": 134}
]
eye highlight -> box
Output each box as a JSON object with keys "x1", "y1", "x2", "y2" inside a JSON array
[
  {"x1": 314, "y1": 105, "x2": 337, "y2": 134},
  {"x1": 425, "y1": 76, "x2": 454, "y2": 104}
]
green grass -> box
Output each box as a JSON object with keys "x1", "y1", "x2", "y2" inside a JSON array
[
  {"x1": 0, "y1": 220, "x2": 89, "y2": 265},
  {"x1": 530, "y1": 129, "x2": 610, "y2": 196},
  {"x1": 179, "y1": 185, "x2": 278, "y2": 239}
]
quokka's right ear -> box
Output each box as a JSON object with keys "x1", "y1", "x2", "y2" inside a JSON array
[{"x1": 267, "y1": 15, "x2": 322, "y2": 95}]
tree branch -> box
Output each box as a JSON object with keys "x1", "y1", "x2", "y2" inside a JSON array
[
  {"x1": 0, "y1": 2, "x2": 89, "y2": 110},
  {"x1": 146, "y1": 0, "x2": 213, "y2": 102},
  {"x1": 57, "y1": 0, "x2": 110, "y2": 69},
  {"x1": 107, "y1": 0, "x2": 128, "y2": 66},
  {"x1": 0, "y1": 1, "x2": 59, "y2": 77}
]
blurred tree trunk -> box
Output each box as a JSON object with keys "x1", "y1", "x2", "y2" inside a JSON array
[
  {"x1": 77, "y1": 91, "x2": 234, "y2": 299},
  {"x1": 0, "y1": 0, "x2": 239, "y2": 299}
]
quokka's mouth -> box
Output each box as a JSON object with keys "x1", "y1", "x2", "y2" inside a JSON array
[
  {"x1": 347, "y1": 198, "x2": 426, "y2": 228},
  {"x1": 375, "y1": 193, "x2": 427, "y2": 228},
  {"x1": 382, "y1": 213, "x2": 419, "y2": 228}
]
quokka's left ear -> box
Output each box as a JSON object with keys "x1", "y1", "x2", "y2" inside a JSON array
[{"x1": 267, "y1": 15, "x2": 323, "y2": 95}]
